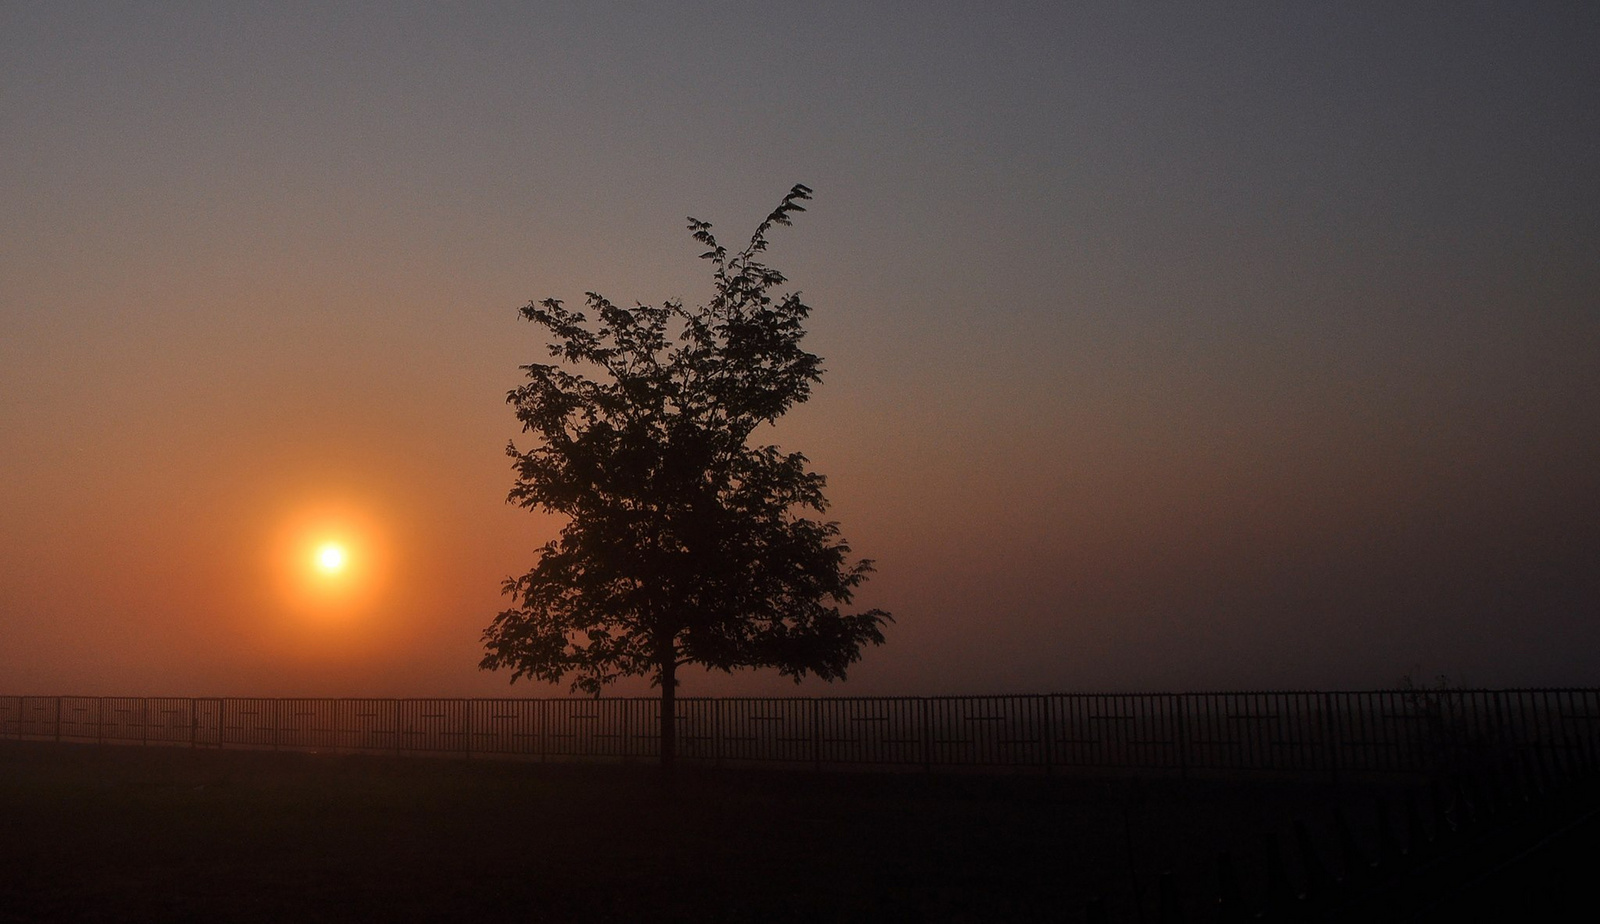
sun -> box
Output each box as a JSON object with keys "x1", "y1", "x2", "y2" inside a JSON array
[
  {"x1": 266, "y1": 501, "x2": 392, "y2": 625},
  {"x1": 315, "y1": 543, "x2": 347, "y2": 573}
]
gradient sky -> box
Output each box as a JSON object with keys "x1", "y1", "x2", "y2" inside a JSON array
[{"x1": 3, "y1": 3, "x2": 1597, "y2": 697}]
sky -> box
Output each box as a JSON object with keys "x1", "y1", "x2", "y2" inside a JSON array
[{"x1": 2, "y1": 2, "x2": 1597, "y2": 697}]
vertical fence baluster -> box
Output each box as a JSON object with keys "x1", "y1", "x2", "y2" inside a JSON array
[
  {"x1": 811, "y1": 698, "x2": 821, "y2": 772},
  {"x1": 918, "y1": 697, "x2": 929, "y2": 772},
  {"x1": 1174, "y1": 694, "x2": 1187, "y2": 780},
  {"x1": 1324, "y1": 692, "x2": 1339, "y2": 785}
]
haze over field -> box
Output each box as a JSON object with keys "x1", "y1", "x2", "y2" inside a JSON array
[{"x1": 3, "y1": 3, "x2": 1597, "y2": 697}]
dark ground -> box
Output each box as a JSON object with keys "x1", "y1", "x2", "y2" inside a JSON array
[
  {"x1": 1375, "y1": 797, "x2": 1600, "y2": 923},
  {"x1": 0, "y1": 740, "x2": 1587, "y2": 922}
]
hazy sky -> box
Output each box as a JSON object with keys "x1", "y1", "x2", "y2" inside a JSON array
[{"x1": 3, "y1": 2, "x2": 1597, "y2": 697}]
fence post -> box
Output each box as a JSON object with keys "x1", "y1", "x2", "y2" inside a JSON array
[
  {"x1": 714, "y1": 698, "x2": 723, "y2": 769},
  {"x1": 812, "y1": 698, "x2": 822, "y2": 772},
  {"x1": 55, "y1": 696, "x2": 62, "y2": 743},
  {"x1": 1042, "y1": 695, "x2": 1054, "y2": 776},
  {"x1": 97, "y1": 697, "x2": 104, "y2": 746},
  {"x1": 921, "y1": 697, "x2": 933, "y2": 773},
  {"x1": 1493, "y1": 689, "x2": 1510, "y2": 764},
  {"x1": 464, "y1": 700, "x2": 473, "y2": 759},
  {"x1": 1324, "y1": 693, "x2": 1341, "y2": 786},
  {"x1": 190, "y1": 698, "x2": 197, "y2": 749},
  {"x1": 1582, "y1": 690, "x2": 1599, "y2": 771},
  {"x1": 1174, "y1": 694, "x2": 1188, "y2": 781}
]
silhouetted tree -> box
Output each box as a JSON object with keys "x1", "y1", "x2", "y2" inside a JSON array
[{"x1": 481, "y1": 185, "x2": 889, "y2": 768}]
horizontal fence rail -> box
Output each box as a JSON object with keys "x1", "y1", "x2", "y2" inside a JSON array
[{"x1": 4, "y1": 691, "x2": 1598, "y2": 776}]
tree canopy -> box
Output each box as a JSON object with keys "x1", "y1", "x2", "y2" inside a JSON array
[{"x1": 481, "y1": 185, "x2": 889, "y2": 762}]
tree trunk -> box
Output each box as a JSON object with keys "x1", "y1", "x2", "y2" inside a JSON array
[{"x1": 659, "y1": 655, "x2": 677, "y2": 772}]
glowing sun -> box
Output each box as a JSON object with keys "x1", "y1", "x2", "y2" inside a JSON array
[{"x1": 316, "y1": 543, "x2": 348, "y2": 573}]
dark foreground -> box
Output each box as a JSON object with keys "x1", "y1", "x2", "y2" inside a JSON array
[{"x1": 0, "y1": 741, "x2": 1592, "y2": 922}]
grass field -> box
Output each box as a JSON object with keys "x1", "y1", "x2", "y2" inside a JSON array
[{"x1": 0, "y1": 740, "x2": 1414, "y2": 922}]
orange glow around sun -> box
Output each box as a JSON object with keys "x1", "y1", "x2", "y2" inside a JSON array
[
  {"x1": 229, "y1": 486, "x2": 436, "y2": 672},
  {"x1": 265, "y1": 500, "x2": 393, "y2": 626}
]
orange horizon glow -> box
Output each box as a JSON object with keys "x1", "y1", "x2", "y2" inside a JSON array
[{"x1": 5, "y1": 5, "x2": 1600, "y2": 700}]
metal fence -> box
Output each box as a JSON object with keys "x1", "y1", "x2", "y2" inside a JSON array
[{"x1": 4, "y1": 690, "x2": 1598, "y2": 776}]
